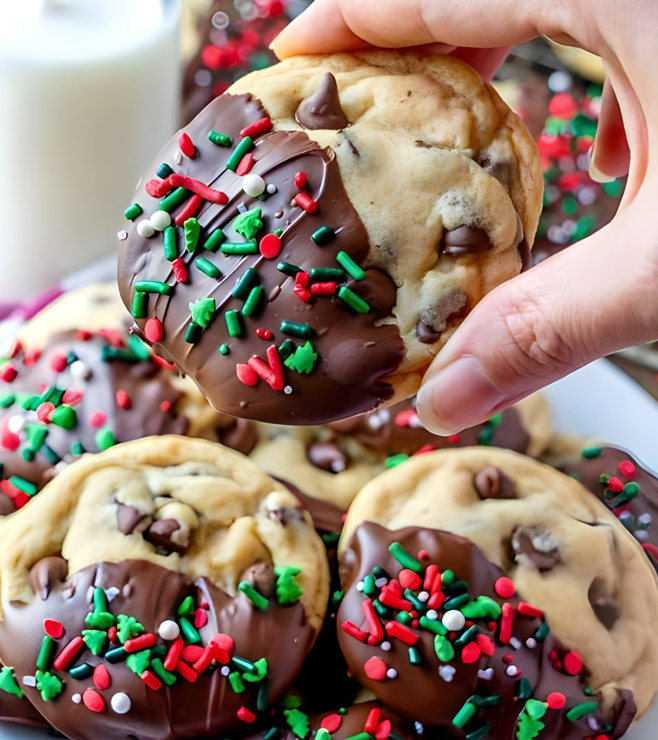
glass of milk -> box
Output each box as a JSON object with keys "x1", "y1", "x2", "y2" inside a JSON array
[{"x1": 0, "y1": 0, "x2": 180, "y2": 301}]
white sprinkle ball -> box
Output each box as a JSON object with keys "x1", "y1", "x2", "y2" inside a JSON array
[
  {"x1": 505, "y1": 665, "x2": 518, "y2": 677},
  {"x1": 136, "y1": 220, "x2": 156, "y2": 238},
  {"x1": 284, "y1": 386, "x2": 293, "y2": 395},
  {"x1": 117, "y1": 230, "x2": 128, "y2": 241},
  {"x1": 266, "y1": 184, "x2": 277, "y2": 194},
  {"x1": 221, "y1": 666, "x2": 231, "y2": 676},
  {"x1": 243, "y1": 174, "x2": 266, "y2": 198},
  {"x1": 386, "y1": 668, "x2": 397, "y2": 679},
  {"x1": 442, "y1": 610, "x2": 465, "y2": 632},
  {"x1": 356, "y1": 581, "x2": 364, "y2": 592},
  {"x1": 150, "y1": 210, "x2": 172, "y2": 231},
  {"x1": 510, "y1": 637, "x2": 522, "y2": 650},
  {"x1": 426, "y1": 609, "x2": 438, "y2": 620},
  {"x1": 69, "y1": 360, "x2": 91, "y2": 380},
  {"x1": 526, "y1": 638, "x2": 537, "y2": 649},
  {"x1": 158, "y1": 620, "x2": 180, "y2": 641},
  {"x1": 111, "y1": 692, "x2": 132, "y2": 714},
  {"x1": 7, "y1": 415, "x2": 24, "y2": 434},
  {"x1": 374, "y1": 577, "x2": 388, "y2": 588},
  {"x1": 414, "y1": 722, "x2": 424, "y2": 734},
  {"x1": 72, "y1": 693, "x2": 82, "y2": 704},
  {"x1": 381, "y1": 641, "x2": 391, "y2": 652},
  {"x1": 417, "y1": 591, "x2": 429, "y2": 602}
]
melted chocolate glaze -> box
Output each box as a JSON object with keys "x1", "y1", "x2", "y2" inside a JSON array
[
  {"x1": 0, "y1": 332, "x2": 188, "y2": 509},
  {"x1": 118, "y1": 93, "x2": 404, "y2": 425},
  {"x1": 337, "y1": 522, "x2": 634, "y2": 738},
  {"x1": 0, "y1": 559, "x2": 315, "y2": 740},
  {"x1": 559, "y1": 446, "x2": 658, "y2": 570}
]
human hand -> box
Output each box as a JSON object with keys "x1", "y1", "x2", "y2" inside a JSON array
[{"x1": 273, "y1": 0, "x2": 658, "y2": 434}]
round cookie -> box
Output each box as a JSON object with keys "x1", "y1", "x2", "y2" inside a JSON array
[
  {"x1": 251, "y1": 394, "x2": 551, "y2": 510},
  {"x1": 340, "y1": 448, "x2": 658, "y2": 720},
  {"x1": 118, "y1": 52, "x2": 542, "y2": 425},
  {"x1": 0, "y1": 436, "x2": 329, "y2": 740}
]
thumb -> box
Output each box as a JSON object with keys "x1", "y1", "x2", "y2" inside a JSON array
[{"x1": 416, "y1": 180, "x2": 658, "y2": 434}]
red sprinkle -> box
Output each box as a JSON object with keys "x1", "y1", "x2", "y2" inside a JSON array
[
  {"x1": 53, "y1": 636, "x2": 85, "y2": 672},
  {"x1": 0, "y1": 478, "x2": 22, "y2": 499},
  {"x1": 310, "y1": 281, "x2": 336, "y2": 295},
  {"x1": 502, "y1": 654, "x2": 515, "y2": 665},
  {"x1": 461, "y1": 642, "x2": 481, "y2": 664},
  {"x1": 259, "y1": 233, "x2": 282, "y2": 259},
  {"x1": 294, "y1": 286, "x2": 312, "y2": 303},
  {"x1": 247, "y1": 346, "x2": 284, "y2": 391},
  {"x1": 178, "y1": 132, "x2": 196, "y2": 158},
  {"x1": 364, "y1": 657, "x2": 388, "y2": 681},
  {"x1": 237, "y1": 706, "x2": 257, "y2": 724},
  {"x1": 494, "y1": 577, "x2": 515, "y2": 599},
  {"x1": 192, "y1": 645, "x2": 215, "y2": 675},
  {"x1": 363, "y1": 600, "x2": 384, "y2": 646},
  {"x1": 375, "y1": 720, "x2": 392, "y2": 740},
  {"x1": 240, "y1": 117, "x2": 273, "y2": 139},
  {"x1": 181, "y1": 645, "x2": 204, "y2": 663},
  {"x1": 213, "y1": 646, "x2": 231, "y2": 664},
  {"x1": 82, "y1": 688, "x2": 104, "y2": 712},
  {"x1": 379, "y1": 587, "x2": 412, "y2": 612},
  {"x1": 364, "y1": 708, "x2": 382, "y2": 735},
  {"x1": 145, "y1": 177, "x2": 174, "y2": 199},
  {"x1": 89, "y1": 411, "x2": 106, "y2": 429},
  {"x1": 108, "y1": 626, "x2": 118, "y2": 643},
  {"x1": 176, "y1": 660, "x2": 198, "y2": 683},
  {"x1": 447, "y1": 433, "x2": 461, "y2": 444},
  {"x1": 210, "y1": 634, "x2": 234, "y2": 655},
  {"x1": 164, "y1": 637, "x2": 184, "y2": 671},
  {"x1": 398, "y1": 569, "x2": 422, "y2": 591},
  {"x1": 295, "y1": 272, "x2": 310, "y2": 288},
  {"x1": 643, "y1": 542, "x2": 658, "y2": 560},
  {"x1": 141, "y1": 670, "x2": 163, "y2": 691},
  {"x1": 476, "y1": 634, "x2": 495, "y2": 656},
  {"x1": 423, "y1": 565, "x2": 440, "y2": 592},
  {"x1": 384, "y1": 621, "x2": 418, "y2": 646},
  {"x1": 341, "y1": 620, "x2": 368, "y2": 643},
  {"x1": 236, "y1": 153, "x2": 255, "y2": 176},
  {"x1": 172, "y1": 257, "x2": 188, "y2": 284},
  {"x1": 44, "y1": 619, "x2": 64, "y2": 639},
  {"x1": 427, "y1": 591, "x2": 445, "y2": 611},
  {"x1": 174, "y1": 193, "x2": 203, "y2": 226},
  {"x1": 414, "y1": 444, "x2": 436, "y2": 455},
  {"x1": 160, "y1": 400, "x2": 172, "y2": 412},
  {"x1": 37, "y1": 402, "x2": 56, "y2": 423},
  {"x1": 1, "y1": 363, "x2": 18, "y2": 383},
  {"x1": 195, "y1": 608, "x2": 208, "y2": 629},
  {"x1": 517, "y1": 601, "x2": 543, "y2": 618},
  {"x1": 607, "y1": 476, "x2": 624, "y2": 493},
  {"x1": 255, "y1": 328, "x2": 273, "y2": 340},
  {"x1": 321, "y1": 714, "x2": 342, "y2": 733},
  {"x1": 499, "y1": 603, "x2": 515, "y2": 645},
  {"x1": 50, "y1": 354, "x2": 68, "y2": 373},
  {"x1": 293, "y1": 191, "x2": 318, "y2": 213},
  {"x1": 563, "y1": 650, "x2": 583, "y2": 676},
  {"x1": 169, "y1": 174, "x2": 228, "y2": 205},
  {"x1": 76, "y1": 330, "x2": 93, "y2": 342},
  {"x1": 144, "y1": 318, "x2": 164, "y2": 343},
  {"x1": 125, "y1": 633, "x2": 157, "y2": 653},
  {"x1": 618, "y1": 460, "x2": 637, "y2": 480},
  {"x1": 93, "y1": 664, "x2": 111, "y2": 690},
  {"x1": 98, "y1": 328, "x2": 124, "y2": 348},
  {"x1": 62, "y1": 388, "x2": 83, "y2": 406},
  {"x1": 0, "y1": 423, "x2": 20, "y2": 452},
  {"x1": 237, "y1": 363, "x2": 259, "y2": 387},
  {"x1": 395, "y1": 409, "x2": 416, "y2": 427},
  {"x1": 547, "y1": 692, "x2": 567, "y2": 709},
  {"x1": 24, "y1": 349, "x2": 42, "y2": 366},
  {"x1": 294, "y1": 171, "x2": 308, "y2": 188},
  {"x1": 116, "y1": 390, "x2": 132, "y2": 410}
]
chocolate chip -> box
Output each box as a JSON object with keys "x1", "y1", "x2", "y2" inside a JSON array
[
  {"x1": 295, "y1": 73, "x2": 349, "y2": 130},
  {"x1": 267, "y1": 506, "x2": 305, "y2": 525},
  {"x1": 145, "y1": 519, "x2": 186, "y2": 554},
  {"x1": 441, "y1": 226, "x2": 491, "y2": 256},
  {"x1": 29, "y1": 557, "x2": 69, "y2": 600},
  {"x1": 241, "y1": 562, "x2": 276, "y2": 598},
  {"x1": 219, "y1": 418, "x2": 258, "y2": 456},
  {"x1": 511, "y1": 526, "x2": 560, "y2": 571},
  {"x1": 116, "y1": 504, "x2": 146, "y2": 535},
  {"x1": 588, "y1": 578, "x2": 620, "y2": 630},
  {"x1": 473, "y1": 467, "x2": 516, "y2": 500},
  {"x1": 518, "y1": 238, "x2": 531, "y2": 272},
  {"x1": 308, "y1": 443, "x2": 347, "y2": 474},
  {"x1": 416, "y1": 320, "x2": 442, "y2": 344}
]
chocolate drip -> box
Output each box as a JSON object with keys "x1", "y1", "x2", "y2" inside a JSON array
[{"x1": 295, "y1": 73, "x2": 349, "y2": 130}]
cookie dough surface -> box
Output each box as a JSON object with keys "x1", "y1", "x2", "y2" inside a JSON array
[{"x1": 340, "y1": 447, "x2": 658, "y2": 717}]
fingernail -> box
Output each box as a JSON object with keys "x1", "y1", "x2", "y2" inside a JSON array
[
  {"x1": 416, "y1": 356, "x2": 506, "y2": 435},
  {"x1": 588, "y1": 161, "x2": 616, "y2": 184}
]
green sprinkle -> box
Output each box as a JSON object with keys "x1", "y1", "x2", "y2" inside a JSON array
[
  {"x1": 190, "y1": 298, "x2": 216, "y2": 328},
  {"x1": 273, "y1": 228, "x2": 284, "y2": 237},
  {"x1": 409, "y1": 646, "x2": 422, "y2": 665},
  {"x1": 362, "y1": 574, "x2": 376, "y2": 596},
  {"x1": 68, "y1": 663, "x2": 93, "y2": 681},
  {"x1": 277, "y1": 261, "x2": 302, "y2": 277},
  {"x1": 284, "y1": 341, "x2": 317, "y2": 374},
  {"x1": 274, "y1": 566, "x2": 304, "y2": 605},
  {"x1": 582, "y1": 446, "x2": 602, "y2": 459},
  {"x1": 156, "y1": 163, "x2": 173, "y2": 179},
  {"x1": 388, "y1": 542, "x2": 422, "y2": 572},
  {"x1": 179, "y1": 617, "x2": 201, "y2": 644},
  {"x1": 131, "y1": 291, "x2": 148, "y2": 319},
  {"x1": 218, "y1": 344, "x2": 230, "y2": 356},
  {"x1": 195, "y1": 257, "x2": 221, "y2": 279},
  {"x1": 184, "y1": 218, "x2": 201, "y2": 252},
  {"x1": 278, "y1": 339, "x2": 297, "y2": 361},
  {"x1": 343, "y1": 734, "x2": 371, "y2": 740},
  {"x1": 466, "y1": 726, "x2": 491, "y2": 740},
  {"x1": 226, "y1": 136, "x2": 254, "y2": 172},
  {"x1": 242, "y1": 286, "x2": 263, "y2": 317},
  {"x1": 134, "y1": 280, "x2": 172, "y2": 295},
  {"x1": 316, "y1": 730, "x2": 331, "y2": 740},
  {"x1": 8, "y1": 476, "x2": 37, "y2": 496},
  {"x1": 419, "y1": 616, "x2": 448, "y2": 635},
  {"x1": 452, "y1": 698, "x2": 477, "y2": 729},
  {"x1": 185, "y1": 322, "x2": 202, "y2": 344},
  {"x1": 117, "y1": 615, "x2": 144, "y2": 643},
  {"x1": 444, "y1": 593, "x2": 471, "y2": 611},
  {"x1": 434, "y1": 634, "x2": 455, "y2": 662},
  {"x1": 461, "y1": 596, "x2": 501, "y2": 620},
  {"x1": 238, "y1": 581, "x2": 269, "y2": 610},
  {"x1": 93, "y1": 587, "x2": 109, "y2": 613},
  {"x1": 242, "y1": 657, "x2": 268, "y2": 683},
  {"x1": 126, "y1": 650, "x2": 151, "y2": 675},
  {"x1": 455, "y1": 625, "x2": 479, "y2": 648},
  {"x1": 129, "y1": 334, "x2": 151, "y2": 361},
  {"x1": 208, "y1": 130, "x2": 233, "y2": 147},
  {"x1": 265, "y1": 728, "x2": 283, "y2": 740},
  {"x1": 96, "y1": 429, "x2": 116, "y2": 451},
  {"x1": 533, "y1": 623, "x2": 550, "y2": 642},
  {"x1": 21, "y1": 449, "x2": 36, "y2": 463},
  {"x1": 36, "y1": 636, "x2": 56, "y2": 672},
  {"x1": 284, "y1": 708, "x2": 310, "y2": 739},
  {"x1": 124, "y1": 203, "x2": 143, "y2": 221},
  {"x1": 517, "y1": 677, "x2": 532, "y2": 701},
  {"x1": 396, "y1": 611, "x2": 412, "y2": 625},
  {"x1": 565, "y1": 702, "x2": 598, "y2": 722},
  {"x1": 232, "y1": 267, "x2": 259, "y2": 300},
  {"x1": 51, "y1": 405, "x2": 77, "y2": 431},
  {"x1": 150, "y1": 658, "x2": 177, "y2": 686},
  {"x1": 203, "y1": 228, "x2": 227, "y2": 252},
  {"x1": 163, "y1": 226, "x2": 178, "y2": 260},
  {"x1": 178, "y1": 596, "x2": 195, "y2": 616},
  {"x1": 280, "y1": 321, "x2": 315, "y2": 340},
  {"x1": 105, "y1": 647, "x2": 128, "y2": 664},
  {"x1": 233, "y1": 207, "x2": 263, "y2": 239},
  {"x1": 85, "y1": 610, "x2": 115, "y2": 629},
  {"x1": 71, "y1": 442, "x2": 85, "y2": 456},
  {"x1": 82, "y1": 630, "x2": 107, "y2": 656},
  {"x1": 281, "y1": 695, "x2": 302, "y2": 709},
  {"x1": 220, "y1": 241, "x2": 259, "y2": 255},
  {"x1": 525, "y1": 700, "x2": 547, "y2": 720},
  {"x1": 404, "y1": 588, "x2": 427, "y2": 613},
  {"x1": 0, "y1": 394, "x2": 15, "y2": 408},
  {"x1": 159, "y1": 187, "x2": 191, "y2": 213},
  {"x1": 385, "y1": 454, "x2": 409, "y2": 469},
  {"x1": 226, "y1": 310, "x2": 243, "y2": 338},
  {"x1": 338, "y1": 286, "x2": 370, "y2": 313},
  {"x1": 229, "y1": 671, "x2": 246, "y2": 693},
  {"x1": 332, "y1": 590, "x2": 344, "y2": 607},
  {"x1": 232, "y1": 656, "x2": 257, "y2": 674},
  {"x1": 336, "y1": 251, "x2": 366, "y2": 280},
  {"x1": 35, "y1": 670, "x2": 62, "y2": 702},
  {"x1": 309, "y1": 267, "x2": 346, "y2": 283},
  {"x1": 618, "y1": 482, "x2": 640, "y2": 504},
  {"x1": 26, "y1": 425, "x2": 48, "y2": 452},
  {"x1": 311, "y1": 226, "x2": 336, "y2": 246}
]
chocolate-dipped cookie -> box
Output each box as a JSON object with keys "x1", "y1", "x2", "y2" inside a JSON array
[
  {"x1": 118, "y1": 52, "x2": 542, "y2": 425},
  {"x1": 340, "y1": 448, "x2": 658, "y2": 721},
  {"x1": 338, "y1": 523, "x2": 636, "y2": 739},
  {"x1": 250, "y1": 394, "x2": 551, "y2": 510},
  {"x1": 0, "y1": 436, "x2": 329, "y2": 740}
]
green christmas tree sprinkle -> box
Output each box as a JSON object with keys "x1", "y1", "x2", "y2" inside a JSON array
[
  {"x1": 189, "y1": 298, "x2": 216, "y2": 328},
  {"x1": 127, "y1": 650, "x2": 152, "y2": 675},
  {"x1": 284, "y1": 342, "x2": 318, "y2": 374},
  {"x1": 274, "y1": 566, "x2": 304, "y2": 605},
  {"x1": 117, "y1": 615, "x2": 144, "y2": 643},
  {"x1": 82, "y1": 630, "x2": 107, "y2": 656},
  {"x1": 233, "y1": 208, "x2": 263, "y2": 239},
  {"x1": 0, "y1": 666, "x2": 24, "y2": 698},
  {"x1": 35, "y1": 671, "x2": 63, "y2": 702}
]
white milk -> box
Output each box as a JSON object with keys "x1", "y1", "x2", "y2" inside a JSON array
[{"x1": 0, "y1": 0, "x2": 180, "y2": 300}]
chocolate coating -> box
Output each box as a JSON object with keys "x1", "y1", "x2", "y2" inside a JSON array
[
  {"x1": 559, "y1": 446, "x2": 658, "y2": 570},
  {"x1": 337, "y1": 522, "x2": 634, "y2": 738},
  {"x1": 0, "y1": 558, "x2": 315, "y2": 740},
  {"x1": 0, "y1": 331, "x2": 188, "y2": 510},
  {"x1": 295, "y1": 73, "x2": 349, "y2": 131},
  {"x1": 118, "y1": 93, "x2": 404, "y2": 425}
]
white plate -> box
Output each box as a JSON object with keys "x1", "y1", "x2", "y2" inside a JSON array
[{"x1": 2, "y1": 359, "x2": 658, "y2": 738}]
